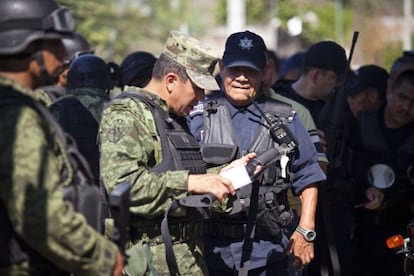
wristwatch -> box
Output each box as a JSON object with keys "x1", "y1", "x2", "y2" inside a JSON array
[{"x1": 295, "y1": 225, "x2": 316, "y2": 242}]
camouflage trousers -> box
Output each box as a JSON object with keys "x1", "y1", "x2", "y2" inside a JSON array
[
  {"x1": 149, "y1": 240, "x2": 208, "y2": 276},
  {"x1": 126, "y1": 222, "x2": 208, "y2": 276}
]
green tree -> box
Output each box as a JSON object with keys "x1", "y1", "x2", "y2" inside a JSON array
[{"x1": 57, "y1": 0, "x2": 215, "y2": 63}]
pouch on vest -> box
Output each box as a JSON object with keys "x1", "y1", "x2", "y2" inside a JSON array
[
  {"x1": 62, "y1": 133, "x2": 102, "y2": 232},
  {"x1": 200, "y1": 143, "x2": 238, "y2": 165},
  {"x1": 63, "y1": 182, "x2": 101, "y2": 231},
  {"x1": 255, "y1": 190, "x2": 293, "y2": 242},
  {"x1": 124, "y1": 240, "x2": 158, "y2": 276}
]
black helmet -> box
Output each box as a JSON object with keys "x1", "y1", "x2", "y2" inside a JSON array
[
  {"x1": 62, "y1": 32, "x2": 93, "y2": 63},
  {"x1": 0, "y1": 0, "x2": 76, "y2": 55},
  {"x1": 66, "y1": 54, "x2": 113, "y2": 91}
]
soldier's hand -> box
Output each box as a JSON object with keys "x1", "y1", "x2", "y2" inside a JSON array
[
  {"x1": 188, "y1": 174, "x2": 235, "y2": 202},
  {"x1": 220, "y1": 152, "x2": 257, "y2": 173},
  {"x1": 112, "y1": 251, "x2": 124, "y2": 276}
]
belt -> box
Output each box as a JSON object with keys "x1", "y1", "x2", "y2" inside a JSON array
[
  {"x1": 203, "y1": 220, "x2": 247, "y2": 240},
  {"x1": 130, "y1": 222, "x2": 200, "y2": 246}
]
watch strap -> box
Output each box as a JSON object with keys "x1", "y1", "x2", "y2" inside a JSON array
[{"x1": 295, "y1": 225, "x2": 316, "y2": 241}]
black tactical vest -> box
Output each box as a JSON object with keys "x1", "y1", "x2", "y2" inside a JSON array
[
  {"x1": 202, "y1": 96, "x2": 295, "y2": 191},
  {"x1": 118, "y1": 91, "x2": 207, "y2": 175},
  {"x1": 200, "y1": 96, "x2": 298, "y2": 241}
]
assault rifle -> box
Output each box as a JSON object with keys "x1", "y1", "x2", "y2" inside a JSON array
[
  {"x1": 109, "y1": 181, "x2": 131, "y2": 264},
  {"x1": 319, "y1": 31, "x2": 359, "y2": 276},
  {"x1": 325, "y1": 31, "x2": 359, "y2": 168}
]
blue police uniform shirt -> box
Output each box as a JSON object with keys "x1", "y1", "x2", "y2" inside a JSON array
[{"x1": 188, "y1": 92, "x2": 326, "y2": 270}]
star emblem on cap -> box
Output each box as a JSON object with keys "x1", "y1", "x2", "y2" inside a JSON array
[{"x1": 238, "y1": 37, "x2": 253, "y2": 50}]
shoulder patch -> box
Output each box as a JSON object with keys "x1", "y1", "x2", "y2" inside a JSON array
[{"x1": 107, "y1": 118, "x2": 128, "y2": 143}]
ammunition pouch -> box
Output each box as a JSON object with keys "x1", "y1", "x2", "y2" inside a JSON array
[
  {"x1": 63, "y1": 183, "x2": 101, "y2": 231},
  {"x1": 204, "y1": 191, "x2": 293, "y2": 242},
  {"x1": 255, "y1": 191, "x2": 293, "y2": 242},
  {"x1": 124, "y1": 240, "x2": 158, "y2": 276},
  {"x1": 62, "y1": 134, "x2": 102, "y2": 232},
  {"x1": 201, "y1": 143, "x2": 238, "y2": 166}
]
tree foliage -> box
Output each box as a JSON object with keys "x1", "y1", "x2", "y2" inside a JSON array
[
  {"x1": 57, "y1": 0, "x2": 409, "y2": 68},
  {"x1": 214, "y1": 0, "x2": 408, "y2": 68},
  {"x1": 56, "y1": 0, "x2": 209, "y2": 63}
]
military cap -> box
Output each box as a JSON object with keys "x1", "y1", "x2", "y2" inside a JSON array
[{"x1": 164, "y1": 30, "x2": 220, "y2": 91}]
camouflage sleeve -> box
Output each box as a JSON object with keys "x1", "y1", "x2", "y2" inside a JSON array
[
  {"x1": 99, "y1": 99, "x2": 189, "y2": 219},
  {"x1": 0, "y1": 106, "x2": 118, "y2": 275}
]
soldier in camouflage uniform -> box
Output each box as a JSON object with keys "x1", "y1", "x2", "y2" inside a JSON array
[
  {"x1": 50, "y1": 54, "x2": 113, "y2": 182},
  {"x1": 0, "y1": 0, "x2": 123, "y2": 275},
  {"x1": 99, "y1": 30, "x2": 256, "y2": 275}
]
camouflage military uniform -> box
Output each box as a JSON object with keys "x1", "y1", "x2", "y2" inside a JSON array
[
  {"x1": 0, "y1": 76, "x2": 118, "y2": 275},
  {"x1": 100, "y1": 89, "x2": 207, "y2": 275},
  {"x1": 99, "y1": 30, "x2": 223, "y2": 275}
]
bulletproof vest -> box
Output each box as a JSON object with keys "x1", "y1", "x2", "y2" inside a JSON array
[
  {"x1": 201, "y1": 96, "x2": 296, "y2": 211},
  {"x1": 50, "y1": 96, "x2": 100, "y2": 182},
  {"x1": 203, "y1": 96, "x2": 294, "y2": 182},
  {"x1": 117, "y1": 91, "x2": 207, "y2": 175},
  {"x1": 0, "y1": 88, "x2": 101, "y2": 270},
  {"x1": 199, "y1": 96, "x2": 298, "y2": 243}
]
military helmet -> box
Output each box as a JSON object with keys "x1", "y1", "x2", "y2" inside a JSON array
[
  {"x1": 66, "y1": 54, "x2": 113, "y2": 91},
  {"x1": 62, "y1": 32, "x2": 93, "y2": 63},
  {"x1": 0, "y1": 0, "x2": 76, "y2": 55}
]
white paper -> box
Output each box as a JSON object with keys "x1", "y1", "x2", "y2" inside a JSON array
[{"x1": 219, "y1": 164, "x2": 252, "y2": 190}]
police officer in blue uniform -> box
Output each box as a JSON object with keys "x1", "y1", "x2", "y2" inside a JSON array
[{"x1": 188, "y1": 30, "x2": 326, "y2": 275}]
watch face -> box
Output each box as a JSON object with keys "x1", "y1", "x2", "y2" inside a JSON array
[
  {"x1": 306, "y1": 230, "x2": 316, "y2": 241},
  {"x1": 296, "y1": 226, "x2": 316, "y2": 242}
]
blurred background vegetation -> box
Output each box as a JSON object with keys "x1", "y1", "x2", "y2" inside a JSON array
[{"x1": 56, "y1": 0, "x2": 412, "y2": 70}]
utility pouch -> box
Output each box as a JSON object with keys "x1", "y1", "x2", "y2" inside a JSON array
[
  {"x1": 255, "y1": 191, "x2": 293, "y2": 242},
  {"x1": 200, "y1": 143, "x2": 238, "y2": 165},
  {"x1": 124, "y1": 240, "x2": 158, "y2": 276},
  {"x1": 62, "y1": 135, "x2": 102, "y2": 232}
]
